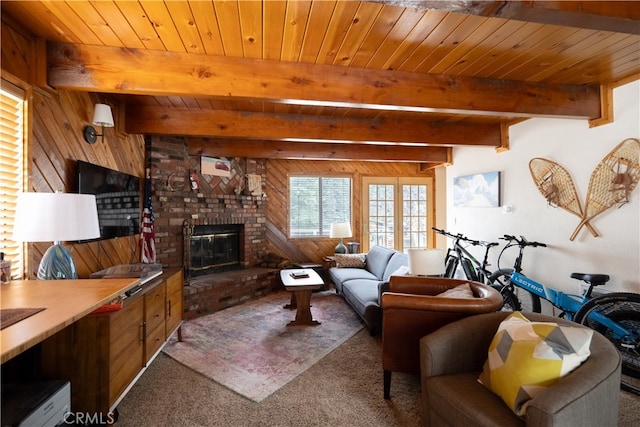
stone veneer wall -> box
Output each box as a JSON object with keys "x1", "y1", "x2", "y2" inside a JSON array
[{"x1": 147, "y1": 136, "x2": 280, "y2": 317}]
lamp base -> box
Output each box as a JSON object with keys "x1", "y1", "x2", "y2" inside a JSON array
[
  {"x1": 37, "y1": 244, "x2": 78, "y2": 280},
  {"x1": 334, "y1": 239, "x2": 347, "y2": 254}
]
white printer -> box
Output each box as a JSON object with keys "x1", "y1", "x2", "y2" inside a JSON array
[{"x1": 1, "y1": 380, "x2": 70, "y2": 427}]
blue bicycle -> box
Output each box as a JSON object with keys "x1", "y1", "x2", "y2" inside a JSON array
[{"x1": 489, "y1": 234, "x2": 640, "y2": 394}]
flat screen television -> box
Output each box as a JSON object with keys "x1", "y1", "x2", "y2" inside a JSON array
[{"x1": 77, "y1": 160, "x2": 141, "y2": 240}]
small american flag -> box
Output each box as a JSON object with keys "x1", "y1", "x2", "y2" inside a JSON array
[{"x1": 140, "y1": 171, "x2": 156, "y2": 263}]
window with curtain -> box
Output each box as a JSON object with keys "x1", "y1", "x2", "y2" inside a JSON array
[
  {"x1": 1, "y1": 79, "x2": 26, "y2": 280},
  {"x1": 289, "y1": 176, "x2": 351, "y2": 237}
]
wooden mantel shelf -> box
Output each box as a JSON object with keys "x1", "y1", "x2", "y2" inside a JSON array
[{"x1": 0, "y1": 278, "x2": 141, "y2": 364}]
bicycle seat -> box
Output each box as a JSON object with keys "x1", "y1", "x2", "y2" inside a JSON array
[
  {"x1": 570, "y1": 272, "x2": 610, "y2": 286},
  {"x1": 481, "y1": 241, "x2": 499, "y2": 248}
]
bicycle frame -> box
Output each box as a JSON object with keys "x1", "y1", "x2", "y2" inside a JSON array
[
  {"x1": 509, "y1": 272, "x2": 633, "y2": 339},
  {"x1": 445, "y1": 237, "x2": 494, "y2": 283}
]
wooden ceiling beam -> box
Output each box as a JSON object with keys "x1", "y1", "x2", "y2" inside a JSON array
[
  {"x1": 384, "y1": 1, "x2": 640, "y2": 34},
  {"x1": 125, "y1": 106, "x2": 502, "y2": 147},
  {"x1": 188, "y1": 138, "x2": 451, "y2": 163},
  {"x1": 48, "y1": 42, "x2": 600, "y2": 119}
]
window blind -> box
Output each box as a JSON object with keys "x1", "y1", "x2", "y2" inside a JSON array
[
  {"x1": 289, "y1": 176, "x2": 351, "y2": 237},
  {"x1": 1, "y1": 80, "x2": 25, "y2": 279}
]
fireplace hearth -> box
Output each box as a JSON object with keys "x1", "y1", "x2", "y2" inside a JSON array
[{"x1": 185, "y1": 223, "x2": 243, "y2": 278}]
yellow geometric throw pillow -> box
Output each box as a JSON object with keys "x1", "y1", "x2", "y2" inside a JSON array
[{"x1": 478, "y1": 312, "x2": 593, "y2": 416}]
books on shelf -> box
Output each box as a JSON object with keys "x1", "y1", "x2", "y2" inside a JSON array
[{"x1": 290, "y1": 271, "x2": 309, "y2": 279}]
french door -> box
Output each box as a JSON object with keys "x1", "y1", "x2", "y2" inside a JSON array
[{"x1": 362, "y1": 177, "x2": 434, "y2": 253}]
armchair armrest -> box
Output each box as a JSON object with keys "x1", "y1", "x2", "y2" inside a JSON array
[
  {"x1": 389, "y1": 275, "x2": 476, "y2": 296},
  {"x1": 378, "y1": 281, "x2": 390, "y2": 304},
  {"x1": 525, "y1": 328, "x2": 621, "y2": 426}
]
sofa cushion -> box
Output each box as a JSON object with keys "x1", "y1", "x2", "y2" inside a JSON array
[
  {"x1": 342, "y1": 279, "x2": 384, "y2": 331},
  {"x1": 329, "y1": 267, "x2": 378, "y2": 286},
  {"x1": 478, "y1": 312, "x2": 593, "y2": 416},
  {"x1": 334, "y1": 253, "x2": 366, "y2": 268},
  {"x1": 436, "y1": 283, "x2": 475, "y2": 298},
  {"x1": 382, "y1": 252, "x2": 409, "y2": 281},
  {"x1": 365, "y1": 246, "x2": 396, "y2": 279}
]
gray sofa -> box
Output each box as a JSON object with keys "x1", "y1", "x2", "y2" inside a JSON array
[{"x1": 328, "y1": 245, "x2": 408, "y2": 335}]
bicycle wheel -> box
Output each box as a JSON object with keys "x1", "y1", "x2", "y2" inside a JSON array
[
  {"x1": 574, "y1": 293, "x2": 640, "y2": 395},
  {"x1": 490, "y1": 283, "x2": 521, "y2": 311},
  {"x1": 488, "y1": 269, "x2": 542, "y2": 313}
]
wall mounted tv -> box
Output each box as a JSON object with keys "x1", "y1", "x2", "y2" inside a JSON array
[{"x1": 77, "y1": 160, "x2": 141, "y2": 240}]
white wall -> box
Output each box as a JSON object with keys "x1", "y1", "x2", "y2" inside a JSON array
[{"x1": 441, "y1": 80, "x2": 639, "y2": 298}]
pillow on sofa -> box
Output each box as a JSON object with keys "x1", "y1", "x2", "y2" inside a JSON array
[
  {"x1": 435, "y1": 283, "x2": 474, "y2": 298},
  {"x1": 478, "y1": 312, "x2": 593, "y2": 416},
  {"x1": 334, "y1": 253, "x2": 366, "y2": 268},
  {"x1": 390, "y1": 265, "x2": 410, "y2": 276}
]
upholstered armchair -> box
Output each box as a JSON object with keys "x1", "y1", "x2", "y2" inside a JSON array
[
  {"x1": 381, "y1": 276, "x2": 503, "y2": 399},
  {"x1": 420, "y1": 312, "x2": 621, "y2": 426}
]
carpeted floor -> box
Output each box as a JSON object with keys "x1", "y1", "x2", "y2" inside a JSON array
[
  {"x1": 115, "y1": 294, "x2": 640, "y2": 426},
  {"x1": 162, "y1": 290, "x2": 363, "y2": 402}
]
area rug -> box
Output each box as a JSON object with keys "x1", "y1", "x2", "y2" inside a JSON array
[{"x1": 162, "y1": 290, "x2": 363, "y2": 402}]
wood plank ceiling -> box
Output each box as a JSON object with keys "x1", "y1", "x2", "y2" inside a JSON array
[{"x1": 3, "y1": 1, "x2": 640, "y2": 166}]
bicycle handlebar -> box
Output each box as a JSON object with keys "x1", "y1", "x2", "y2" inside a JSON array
[
  {"x1": 500, "y1": 234, "x2": 547, "y2": 248},
  {"x1": 432, "y1": 227, "x2": 498, "y2": 248}
]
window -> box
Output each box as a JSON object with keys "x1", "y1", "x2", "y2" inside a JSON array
[
  {"x1": 363, "y1": 177, "x2": 434, "y2": 253},
  {"x1": 1, "y1": 79, "x2": 27, "y2": 279},
  {"x1": 289, "y1": 176, "x2": 351, "y2": 237}
]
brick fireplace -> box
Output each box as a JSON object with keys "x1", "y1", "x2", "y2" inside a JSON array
[{"x1": 147, "y1": 136, "x2": 281, "y2": 318}]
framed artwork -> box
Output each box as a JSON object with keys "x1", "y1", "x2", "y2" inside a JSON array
[
  {"x1": 201, "y1": 156, "x2": 231, "y2": 177},
  {"x1": 453, "y1": 171, "x2": 501, "y2": 207}
]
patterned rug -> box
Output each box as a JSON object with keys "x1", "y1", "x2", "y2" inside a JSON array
[{"x1": 162, "y1": 290, "x2": 363, "y2": 402}]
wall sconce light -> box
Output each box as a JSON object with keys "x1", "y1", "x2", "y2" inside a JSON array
[{"x1": 83, "y1": 103, "x2": 114, "y2": 144}]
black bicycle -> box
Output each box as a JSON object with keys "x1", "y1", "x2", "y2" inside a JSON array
[
  {"x1": 488, "y1": 234, "x2": 546, "y2": 312},
  {"x1": 433, "y1": 227, "x2": 499, "y2": 284}
]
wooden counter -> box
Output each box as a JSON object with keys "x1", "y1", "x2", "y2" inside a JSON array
[{"x1": 1, "y1": 278, "x2": 141, "y2": 364}]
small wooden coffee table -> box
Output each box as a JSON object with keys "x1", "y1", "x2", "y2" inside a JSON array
[{"x1": 280, "y1": 269, "x2": 324, "y2": 326}]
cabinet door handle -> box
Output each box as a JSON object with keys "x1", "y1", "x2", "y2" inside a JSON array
[
  {"x1": 140, "y1": 322, "x2": 146, "y2": 342},
  {"x1": 167, "y1": 300, "x2": 172, "y2": 316}
]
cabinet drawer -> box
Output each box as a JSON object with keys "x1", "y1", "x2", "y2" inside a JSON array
[
  {"x1": 145, "y1": 285, "x2": 166, "y2": 333},
  {"x1": 145, "y1": 323, "x2": 165, "y2": 363}
]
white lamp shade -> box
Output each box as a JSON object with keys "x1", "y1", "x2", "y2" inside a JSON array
[
  {"x1": 12, "y1": 192, "x2": 101, "y2": 242},
  {"x1": 408, "y1": 248, "x2": 445, "y2": 276},
  {"x1": 330, "y1": 222, "x2": 352, "y2": 238},
  {"x1": 92, "y1": 103, "x2": 114, "y2": 128}
]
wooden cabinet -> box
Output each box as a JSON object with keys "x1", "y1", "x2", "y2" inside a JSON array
[
  {"x1": 144, "y1": 282, "x2": 166, "y2": 363},
  {"x1": 40, "y1": 269, "x2": 183, "y2": 416},
  {"x1": 165, "y1": 270, "x2": 183, "y2": 338}
]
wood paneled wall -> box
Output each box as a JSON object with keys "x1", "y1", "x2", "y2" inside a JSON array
[
  {"x1": 2, "y1": 16, "x2": 145, "y2": 279},
  {"x1": 265, "y1": 159, "x2": 435, "y2": 264},
  {"x1": 2, "y1": 15, "x2": 437, "y2": 278}
]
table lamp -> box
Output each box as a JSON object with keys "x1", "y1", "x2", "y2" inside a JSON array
[
  {"x1": 330, "y1": 222, "x2": 352, "y2": 254},
  {"x1": 12, "y1": 192, "x2": 100, "y2": 280},
  {"x1": 408, "y1": 248, "x2": 445, "y2": 276}
]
